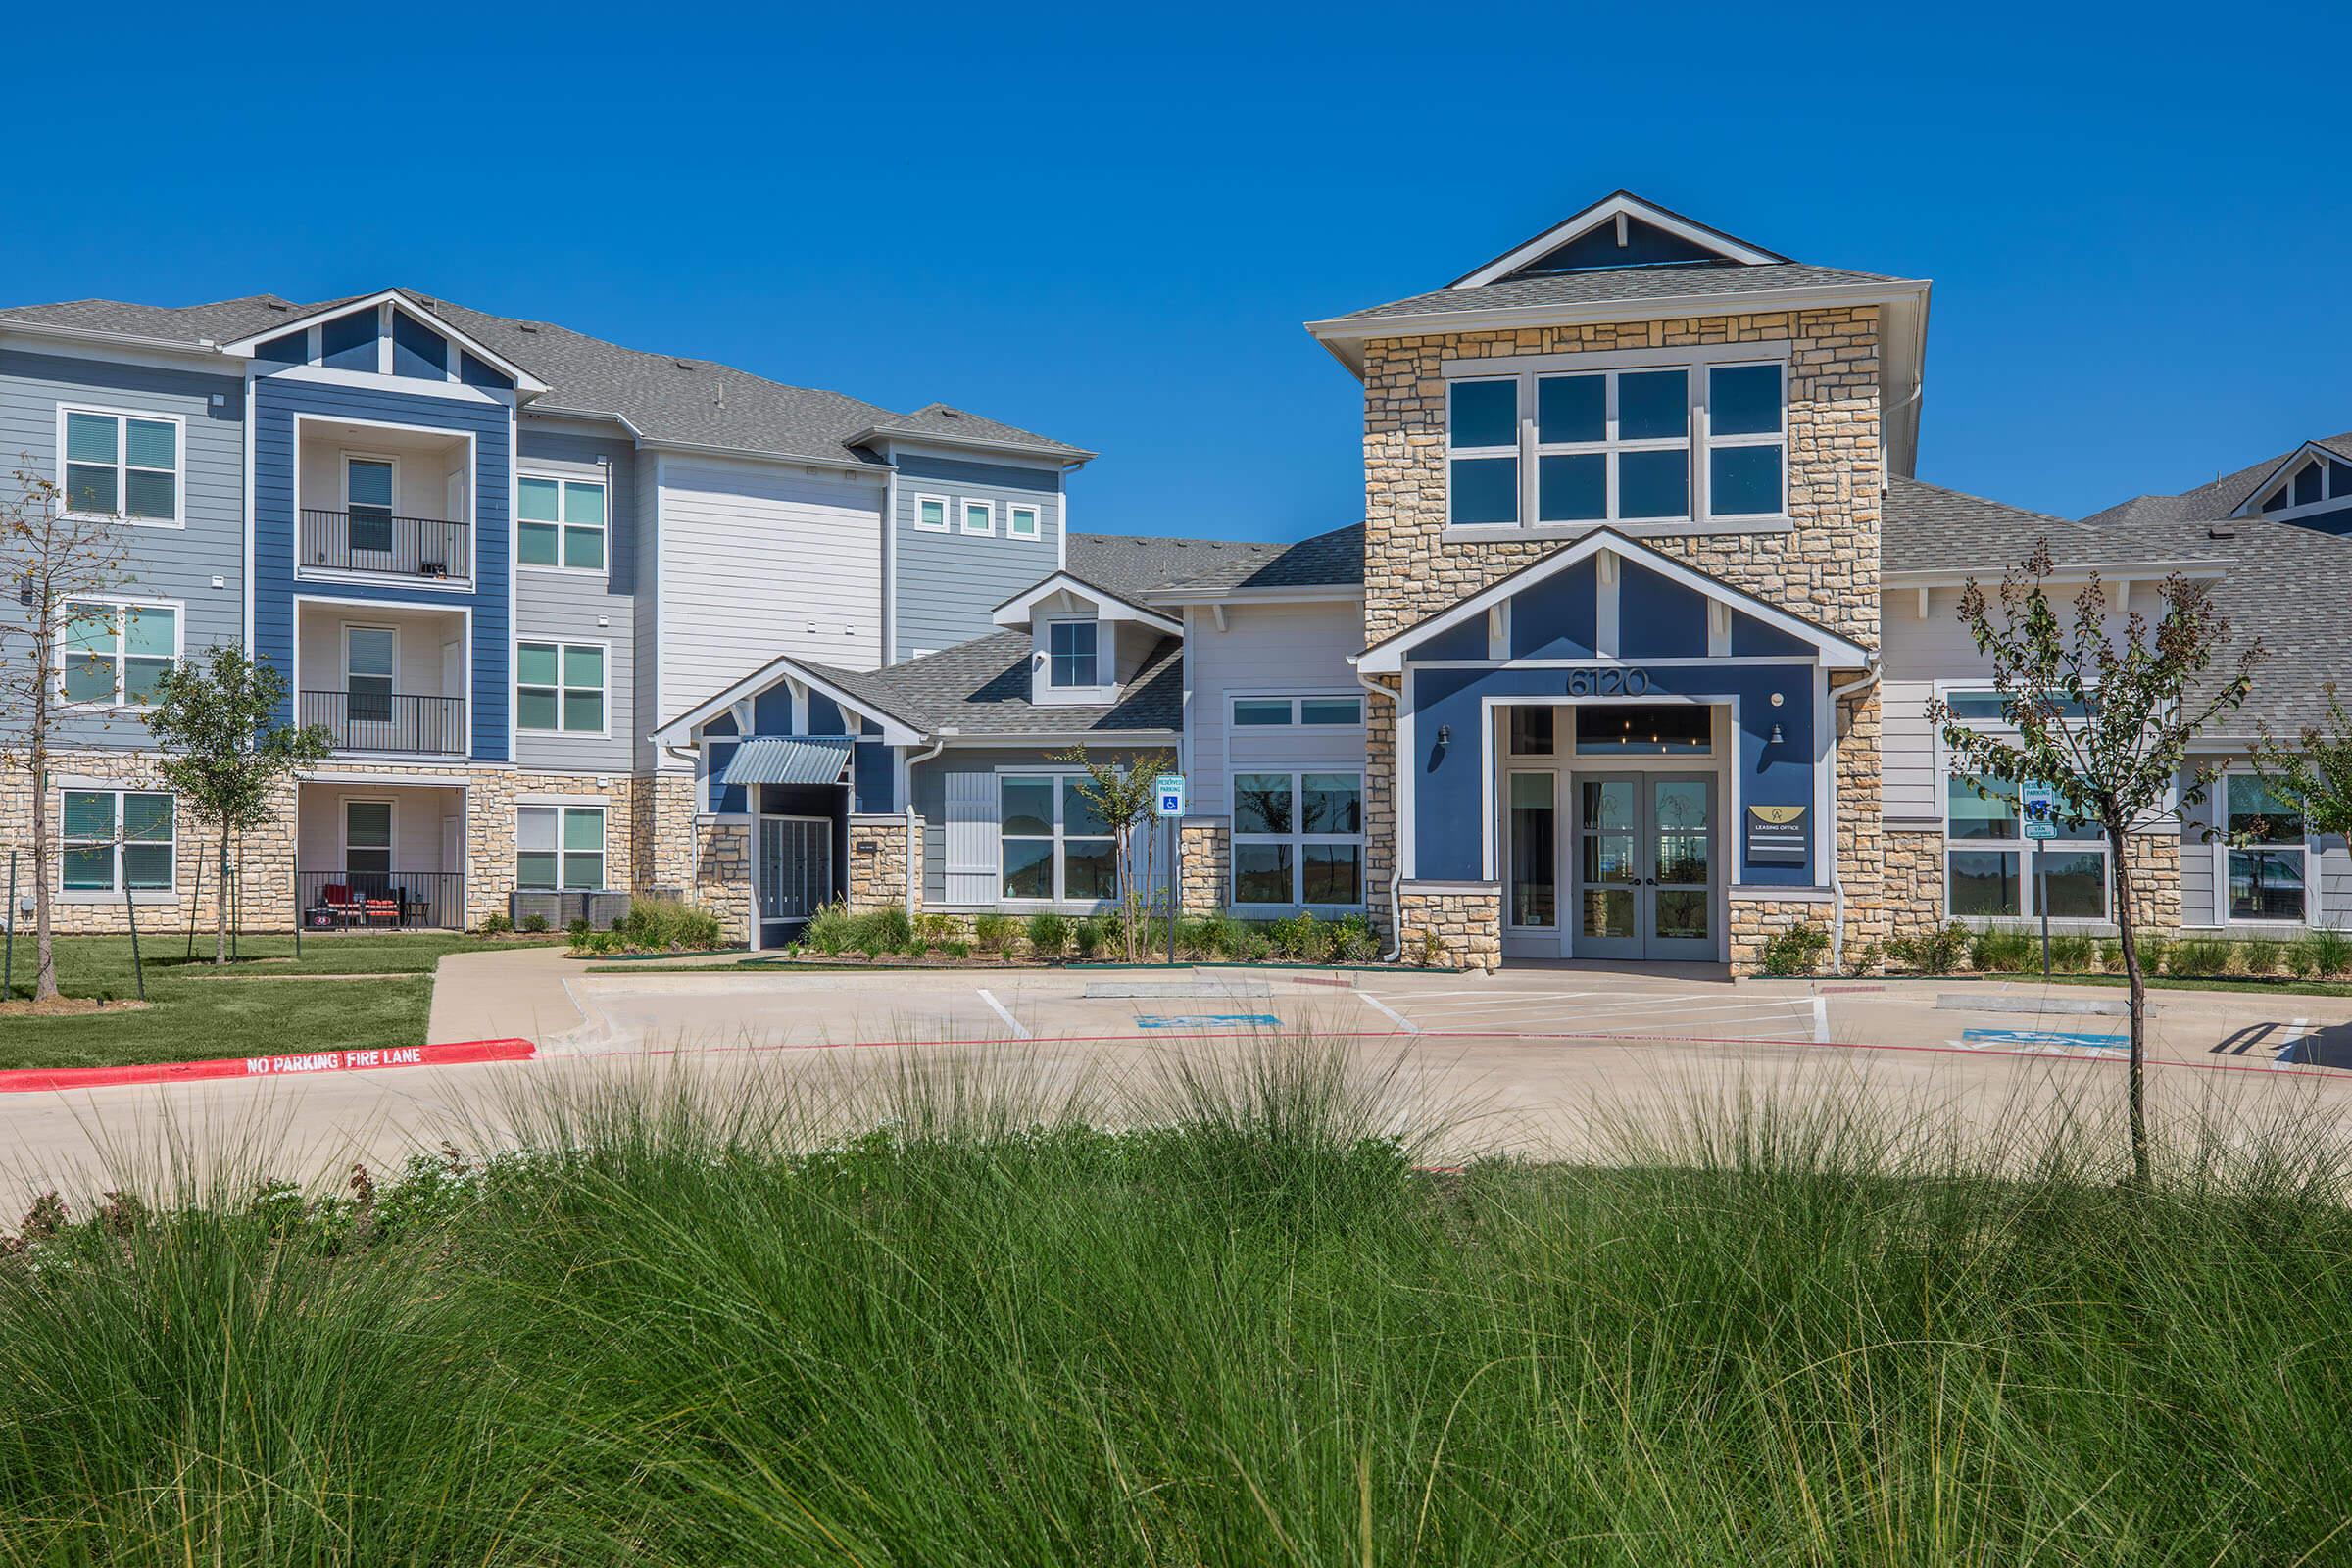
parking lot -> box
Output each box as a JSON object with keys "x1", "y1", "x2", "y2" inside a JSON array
[{"x1": 8, "y1": 955, "x2": 2352, "y2": 1204}]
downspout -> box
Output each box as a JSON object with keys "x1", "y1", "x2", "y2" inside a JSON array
[
  {"x1": 904, "y1": 735, "x2": 946, "y2": 918},
  {"x1": 1357, "y1": 668, "x2": 1404, "y2": 961},
  {"x1": 1827, "y1": 663, "x2": 1883, "y2": 971}
]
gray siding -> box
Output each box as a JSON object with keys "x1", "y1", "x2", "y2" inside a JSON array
[
  {"x1": 913, "y1": 745, "x2": 1169, "y2": 910},
  {"x1": 0, "y1": 348, "x2": 246, "y2": 748},
  {"x1": 2179, "y1": 769, "x2": 2218, "y2": 927},
  {"x1": 514, "y1": 422, "x2": 638, "y2": 774},
  {"x1": 1182, "y1": 600, "x2": 1366, "y2": 817},
  {"x1": 636, "y1": 449, "x2": 666, "y2": 772},
  {"x1": 892, "y1": 451, "x2": 1060, "y2": 661}
]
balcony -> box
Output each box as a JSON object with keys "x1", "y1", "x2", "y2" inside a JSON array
[
  {"x1": 299, "y1": 508, "x2": 471, "y2": 586},
  {"x1": 296, "y1": 870, "x2": 466, "y2": 931},
  {"x1": 299, "y1": 689, "x2": 466, "y2": 756}
]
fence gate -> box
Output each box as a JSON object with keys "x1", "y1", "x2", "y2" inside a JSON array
[{"x1": 759, "y1": 815, "x2": 833, "y2": 949}]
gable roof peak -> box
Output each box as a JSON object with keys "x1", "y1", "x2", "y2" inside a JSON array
[{"x1": 1448, "y1": 190, "x2": 1790, "y2": 290}]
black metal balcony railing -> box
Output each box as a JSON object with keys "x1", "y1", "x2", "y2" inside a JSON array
[
  {"x1": 297, "y1": 870, "x2": 466, "y2": 931},
  {"x1": 299, "y1": 508, "x2": 471, "y2": 583},
  {"x1": 300, "y1": 689, "x2": 466, "y2": 755}
]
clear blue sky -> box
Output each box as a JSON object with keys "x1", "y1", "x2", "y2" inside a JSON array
[{"x1": 11, "y1": 3, "x2": 2347, "y2": 540}]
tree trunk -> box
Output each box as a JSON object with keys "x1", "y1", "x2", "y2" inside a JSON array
[
  {"x1": 215, "y1": 830, "x2": 229, "y2": 966},
  {"x1": 2109, "y1": 821, "x2": 2150, "y2": 1186},
  {"x1": 30, "y1": 745, "x2": 57, "y2": 1003}
]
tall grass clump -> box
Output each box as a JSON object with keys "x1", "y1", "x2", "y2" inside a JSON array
[
  {"x1": 10, "y1": 1052, "x2": 2352, "y2": 1563},
  {"x1": 2312, "y1": 924, "x2": 2352, "y2": 978},
  {"x1": 1968, "y1": 922, "x2": 2034, "y2": 972}
]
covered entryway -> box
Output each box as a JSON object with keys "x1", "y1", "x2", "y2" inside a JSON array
[{"x1": 758, "y1": 815, "x2": 834, "y2": 950}]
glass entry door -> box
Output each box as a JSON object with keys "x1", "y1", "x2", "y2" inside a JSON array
[{"x1": 1571, "y1": 772, "x2": 1717, "y2": 960}]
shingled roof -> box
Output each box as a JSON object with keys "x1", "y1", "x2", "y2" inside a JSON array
[
  {"x1": 1064, "y1": 523, "x2": 1363, "y2": 598},
  {"x1": 805, "y1": 632, "x2": 1182, "y2": 739},
  {"x1": 1331, "y1": 262, "x2": 1903, "y2": 326},
  {"x1": 0, "y1": 288, "x2": 1092, "y2": 469},
  {"x1": 2082, "y1": 432, "x2": 2352, "y2": 530}
]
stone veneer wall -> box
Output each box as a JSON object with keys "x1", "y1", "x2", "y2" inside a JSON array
[
  {"x1": 633, "y1": 771, "x2": 696, "y2": 893},
  {"x1": 0, "y1": 750, "x2": 247, "y2": 936},
  {"x1": 1363, "y1": 679, "x2": 1400, "y2": 941},
  {"x1": 693, "y1": 819, "x2": 754, "y2": 946},
  {"x1": 1178, "y1": 821, "x2": 1228, "y2": 917},
  {"x1": 1885, "y1": 826, "x2": 2185, "y2": 950},
  {"x1": 1397, "y1": 881, "x2": 1501, "y2": 972},
  {"x1": 1728, "y1": 894, "x2": 1840, "y2": 972},
  {"x1": 846, "y1": 814, "x2": 913, "y2": 913}
]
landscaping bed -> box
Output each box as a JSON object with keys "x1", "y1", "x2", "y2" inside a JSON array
[
  {"x1": 785, "y1": 903, "x2": 1388, "y2": 966},
  {"x1": 1763, "y1": 917, "x2": 2352, "y2": 989}
]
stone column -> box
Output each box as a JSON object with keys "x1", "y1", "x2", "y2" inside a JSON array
[
  {"x1": 1178, "y1": 820, "x2": 1227, "y2": 917},
  {"x1": 694, "y1": 820, "x2": 754, "y2": 946},
  {"x1": 1397, "y1": 880, "x2": 1501, "y2": 971},
  {"x1": 847, "y1": 814, "x2": 909, "y2": 913}
]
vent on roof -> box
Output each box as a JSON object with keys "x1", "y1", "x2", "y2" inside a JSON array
[
  {"x1": 2208, "y1": 523, "x2": 2237, "y2": 540},
  {"x1": 516, "y1": 322, "x2": 539, "y2": 333},
  {"x1": 265, "y1": 300, "x2": 290, "y2": 312},
  {"x1": 937, "y1": 408, "x2": 960, "y2": 418},
  {"x1": 673, "y1": 359, "x2": 696, "y2": 370}
]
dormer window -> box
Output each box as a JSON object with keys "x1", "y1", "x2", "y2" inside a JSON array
[{"x1": 1048, "y1": 620, "x2": 1099, "y2": 688}]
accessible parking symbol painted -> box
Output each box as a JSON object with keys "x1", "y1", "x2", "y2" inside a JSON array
[
  {"x1": 1136, "y1": 1013, "x2": 1280, "y2": 1030},
  {"x1": 1956, "y1": 1027, "x2": 2126, "y2": 1055}
]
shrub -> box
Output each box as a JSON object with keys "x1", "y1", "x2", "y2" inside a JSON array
[
  {"x1": 916, "y1": 914, "x2": 958, "y2": 947},
  {"x1": 1071, "y1": 914, "x2": 1115, "y2": 960},
  {"x1": 2169, "y1": 937, "x2": 2233, "y2": 979},
  {"x1": 945, "y1": 940, "x2": 972, "y2": 960},
  {"x1": 1845, "y1": 939, "x2": 1882, "y2": 977},
  {"x1": 1025, "y1": 911, "x2": 1071, "y2": 959},
  {"x1": 610, "y1": 896, "x2": 723, "y2": 954},
  {"x1": 2098, "y1": 939, "x2": 2123, "y2": 972},
  {"x1": 1757, "y1": 922, "x2": 1830, "y2": 977},
  {"x1": 1968, "y1": 925, "x2": 2033, "y2": 974},
  {"x1": 2137, "y1": 935, "x2": 2171, "y2": 976},
  {"x1": 972, "y1": 913, "x2": 1018, "y2": 954},
  {"x1": 567, "y1": 917, "x2": 592, "y2": 942},
  {"x1": 2048, "y1": 933, "x2": 2095, "y2": 973},
  {"x1": 2236, "y1": 938, "x2": 2284, "y2": 978},
  {"x1": 1331, "y1": 913, "x2": 1381, "y2": 964},
  {"x1": 807, "y1": 902, "x2": 855, "y2": 957},
  {"x1": 1269, "y1": 911, "x2": 1331, "y2": 963},
  {"x1": 1886, "y1": 921, "x2": 1969, "y2": 974},
  {"x1": 520, "y1": 913, "x2": 550, "y2": 935},
  {"x1": 1237, "y1": 927, "x2": 1275, "y2": 963},
  {"x1": 476, "y1": 911, "x2": 512, "y2": 936},
  {"x1": 1414, "y1": 928, "x2": 1445, "y2": 968},
  {"x1": 2285, "y1": 938, "x2": 2320, "y2": 979},
  {"x1": 2312, "y1": 925, "x2": 2352, "y2": 978},
  {"x1": 868, "y1": 906, "x2": 914, "y2": 954}
]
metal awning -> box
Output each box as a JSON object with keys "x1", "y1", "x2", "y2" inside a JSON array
[{"x1": 716, "y1": 736, "x2": 854, "y2": 787}]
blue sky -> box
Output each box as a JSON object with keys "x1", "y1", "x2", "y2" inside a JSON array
[{"x1": 11, "y1": 2, "x2": 2347, "y2": 540}]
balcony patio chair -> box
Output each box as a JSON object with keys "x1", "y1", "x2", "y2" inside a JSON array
[
  {"x1": 322, "y1": 883, "x2": 364, "y2": 928},
  {"x1": 364, "y1": 894, "x2": 402, "y2": 928}
]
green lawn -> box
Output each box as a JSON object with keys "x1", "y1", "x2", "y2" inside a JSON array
[
  {"x1": 1957, "y1": 969, "x2": 2352, "y2": 999},
  {"x1": 3, "y1": 1046, "x2": 2349, "y2": 1565},
  {"x1": 0, "y1": 932, "x2": 563, "y2": 1072}
]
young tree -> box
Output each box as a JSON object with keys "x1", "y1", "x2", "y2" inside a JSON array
[
  {"x1": 144, "y1": 644, "x2": 331, "y2": 965},
  {"x1": 1053, "y1": 745, "x2": 1177, "y2": 961},
  {"x1": 0, "y1": 467, "x2": 135, "y2": 1003},
  {"x1": 1932, "y1": 542, "x2": 2261, "y2": 1184},
  {"x1": 2247, "y1": 683, "x2": 2352, "y2": 857}
]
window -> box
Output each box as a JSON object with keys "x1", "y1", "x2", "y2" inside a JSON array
[
  {"x1": 914, "y1": 494, "x2": 949, "y2": 532},
  {"x1": 344, "y1": 800, "x2": 393, "y2": 875},
  {"x1": 1943, "y1": 774, "x2": 2108, "y2": 920},
  {"x1": 1232, "y1": 770, "x2": 1365, "y2": 907},
  {"x1": 1000, "y1": 775, "x2": 1117, "y2": 902},
  {"x1": 1508, "y1": 707, "x2": 1555, "y2": 757},
  {"x1": 59, "y1": 601, "x2": 176, "y2": 707},
  {"x1": 346, "y1": 456, "x2": 396, "y2": 554},
  {"x1": 1944, "y1": 689, "x2": 2094, "y2": 721},
  {"x1": 344, "y1": 625, "x2": 397, "y2": 724},
  {"x1": 961, "y1": 499, "x2": 995, "y2": 536},
  {"x1": 517, "y1": 805, "x2": 606, "y2": 890},
  {"x1": 1007, "y1": 503, "x2": 1041, "y2": 540},
  {"x1": 518, "y1": 475, "x2": 608, "y2": 571},
  {"x1": 2224, "y1": 774, "x2": 2305, "y2": 922},
  {"x1": 61, "y1": 408, "x2": 179, "y2": 523},
  {"x1": 1047, "y1": 620, "x2": 1099, "y2": 688},
  {"x1": 1230, "y1": 695, "x2": 1364, "y2": 728},
  {"x1": 60, "y1": 789, "x2": 173, "y2": 894},
  {"x1": 516, "y1": 641, "x2": 606, "y2": 733},
  {"x1": 1446, "y1": 355, "x2": 1788, "y2": 531}
]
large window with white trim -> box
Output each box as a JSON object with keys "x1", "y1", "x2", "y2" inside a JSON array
[
  {"x1": 518, "y1": 475, "x2": 607, "y2": 571},
  {"x1": 517, "y1": 805, "x2": 606, "y2": 890},
  {"x1": 1446, "y1": 357, "x2": 1787, "y2": 530},
  {"x1": 2223, "y1": 774, "x2": 2305, "y2": 922},
  {"x1": 1000, "y1": 775, "x2": 1117, "y2": 902},
  {"x1": 61, "y1": 408, "x2": 179, "y2": 523},
  {"x1": 1231, "y1": 694, "x2": 1363, "y2": 728},
  {"x1": 1232, "y1": 771, "x2": 1365, "y2": 908},
  {"x1": 61, "y1": 788, "x2": 174, "y2": 894},
  {"x1": 59, "y1": 601, "x2": 176, "y2": 707},
  {"x1": 1047, "y1": 620, "x2": 1099, "y2": 688},
  {"x1": 1943, "y1": 774, "x2": 2108, "y2": 920},
  {"x1": 516, "y1": 641, "x2": 606, "y2": 734}
]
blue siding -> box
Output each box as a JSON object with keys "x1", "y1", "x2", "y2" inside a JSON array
[
  {"x1": 1618, "y1": 564, "x2": 1708, "y2": 660},
  {"x1": 1509, "y1": 558, "x2": 1597, "y2": 659},
  {"x1": 252, "y1": 372, "x2": 513, "y2": 758},
  {"x1": 257, "y1": 330, "x2": 307, "y2": 366},
  {"x1": 753, "y1": 688, "x2": 794, "y2": 733},
  {"x1": 806, "y1": 693, "x2": 847, "y2": 735},
  {"x1": 1731, "y1": 610, "x2": 1813, "y2": 659},
  {"x1": 1410, "y1": 662, "x2": 1818, "y2": 886},
  {"x1": 853, "y1": 741, "x2": 895, "y2": 812},
  {"x1": 460, "y1": 351, "x2": 514, "y2": 391},
  {"x1": 319, "y1": 313, "x2": 374, "y2": 371},
  {"x1": 1417, "y1": 618, "x2": 1487, "y2": 662},
  {"x1": 391, "y1": 312, "x2": 448, "y2": 380}
]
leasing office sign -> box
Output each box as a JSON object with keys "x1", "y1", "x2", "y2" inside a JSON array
[{"x1": 1744, "y1": 804, "x2": 1808, "y2": 866}]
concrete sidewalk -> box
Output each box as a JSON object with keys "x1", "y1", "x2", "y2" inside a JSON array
[{"x1": 424, "y1": 945, "x2": 586, "y2": 1045}]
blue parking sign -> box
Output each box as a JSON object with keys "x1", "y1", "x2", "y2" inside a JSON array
[
  {"x1": 1154, "y1": 773, "x2": 1186, "y2": 817},
  {"x1": 2022, "y1": 784, "x2": 2058, "y2": 840}
]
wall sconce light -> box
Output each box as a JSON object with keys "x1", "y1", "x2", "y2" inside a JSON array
[
  {"x1": 1769, "y1": 723, "x2": 1785, "y2": 746},
  {"x1": 1437, "y1": 725, "x2": 1451, "y2": 747}
]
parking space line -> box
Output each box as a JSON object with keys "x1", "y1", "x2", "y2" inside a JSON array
[
  {"x1": 1813, "y1": 996, "x2": 1830, "y2": 1044},
  {"x1": 2275, "y1": 1017, "x2": 2309, "y2": 1068},
  {"x1": 975, "y1": 989, "x2": 1029, "y2": 1040},
  {"x1": 1357, "y1": 993, "x2": 1419, "y2": 1034}
]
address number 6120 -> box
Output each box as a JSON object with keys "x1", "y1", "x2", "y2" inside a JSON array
[{"x1": 1565, "y1": 667, "x2": 1651, "y2": 698}]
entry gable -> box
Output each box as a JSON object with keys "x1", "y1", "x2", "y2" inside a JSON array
[
  {"x1": 1354, "y1": 528, "x2": 1870, "y2": 672},
  {"x1": 219, "y1": 289, "x2": 548, "y2": 396},
  {"x1": 651, "y1": 653, "x2": 924, "y2": 748},
  {"x1": 1448, "y1": 191, "x2": 1789, "y2": 290}
]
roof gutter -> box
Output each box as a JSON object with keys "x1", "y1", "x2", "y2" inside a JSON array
[
  {"x1": 0, "y1": 318, "x2": 232, "y2": 362},
  {"x1": 1884, "y1": 559, "x2": 2229, "y2": 588}
]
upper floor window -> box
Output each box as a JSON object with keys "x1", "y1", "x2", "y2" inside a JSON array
[
  {"x1": 60, "y1": 600, "x2": 176, "y2": 707},
  {"x1": 61, "y1": 788, "x2": 175, "y2": 894},
  {"x1": 346, "y1": 456, "x2": 396, "y2": 553},
  {"x1": 1232, "y1": 695, "x2": 1363, "y2": 727},
  {"x1": 1445, "y1": 355, "x2": 1787, "y2": 531},
  {"x1": 1007, "y1": 503, "x2": 1041, "y2": 540},
  {"x1": 915, "y1": 494, "x2": 949, "y2": 532},
  {"x1": 517, "y1": 640, "x2": 606, "y2": 734},
  {"x1": 1047, "y1": 620, "x2": 1099, "y2": 688},
  {"x1": 61, "y1": 408, "x2": 180, "y2": 525},
  {"x1": 962, "y1": 499, "x2": 995, "y2": 536},
  {"x1": 518, "y1": 475, "x2": 607, "y2": 571}
]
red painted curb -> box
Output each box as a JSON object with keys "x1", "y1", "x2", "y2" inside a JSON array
[{"x1": 0, "y1": 1037, "x2": 536, "y2": 1095}]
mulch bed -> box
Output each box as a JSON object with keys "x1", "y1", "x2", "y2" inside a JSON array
[{"x1": 0, "y1": 996, "x2": 154, "y2": 1019}]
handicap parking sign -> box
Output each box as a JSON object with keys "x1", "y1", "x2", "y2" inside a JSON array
[
  {"x1": 1155, "y1": 772, "x2": 1186, "y2": 817},
  {"x1": 2021, "y1": 784, "x2": 2058, "y2": 840}
]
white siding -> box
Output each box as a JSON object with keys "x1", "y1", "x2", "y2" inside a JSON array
[
  {"x1": 1881, "y1": 679, "x2": 1937, "y2": 824},
  {"x1": 1184, "y1": 600, "x2": 1367, "y2": 816},
  {"x1": 942, "y1": 771, "x2": 998, "y2": 905},
  {"x1": 656, "y1": 457, "x2": 884, "y2": 726}
]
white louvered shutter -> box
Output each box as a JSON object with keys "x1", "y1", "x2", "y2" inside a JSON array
[{"x1": 944, "y1": 772, "x2": 999, "y2": 905}]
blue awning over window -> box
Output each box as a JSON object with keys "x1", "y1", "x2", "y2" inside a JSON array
[{"x1": 716, "y1": 736, "x2": 854, "y2": 787}]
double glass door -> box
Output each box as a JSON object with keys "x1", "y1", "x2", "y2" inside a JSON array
[{"x1": 1507, "y1": 770, "x2": 1717, "y2": 960}]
